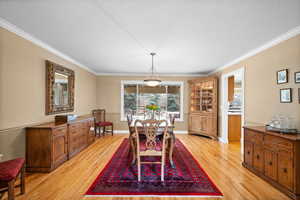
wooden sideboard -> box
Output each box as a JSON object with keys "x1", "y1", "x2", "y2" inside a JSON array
[
  {"x1": 26, "y1": 115, "x2": 95, "y2": 172},
  {"x1": 243, "y1": 126, "x2": 300, "y2": 200}
]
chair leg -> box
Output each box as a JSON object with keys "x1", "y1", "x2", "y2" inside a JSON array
[
  {"x1": 161, "y1": 156, "x2": 165, "y2": 182},
  {"x1": 20, "y1": 164, "x2": 25, "y2": 194},
  {"x1": 137, "y1": 156, "x2": 141, "y2": 182},
  {"x1": 8, "y1": 179, "x2": 15, "y2": 200},
  {"x1": 111, "y1": 124, "x2": 114, "y2": 136},
  {"x1": 95, "y1": 126, "x2": 99, "y2": 137},
  {"x1": 95, "y1": 127, "x2": 99, "y2": 137},
  {"x1": 103, "y1": 127, "x2": 106, "y2": 136}
]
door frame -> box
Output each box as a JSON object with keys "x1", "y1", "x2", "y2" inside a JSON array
[{"x1": 220, "y1": 67, "x2": 245, "y2": 148}]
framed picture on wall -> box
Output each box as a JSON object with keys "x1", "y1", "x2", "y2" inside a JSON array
[
  {"x1": 277, "y1": 69, "x2": 288, "y2": 84},
  {"x1": 295, "y1": 71, "x2": 300, "y2": 83},
  {"x1": 280, "y1": 88, "x2": 292, "y2": 103}
]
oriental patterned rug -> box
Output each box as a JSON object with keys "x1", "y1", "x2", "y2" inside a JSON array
[{"x1": 85, "y1": 138, "x2": 222, "y2": 197}]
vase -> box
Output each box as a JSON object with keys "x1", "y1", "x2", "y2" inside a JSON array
[{"x1": 151, "y1": 110, "x2": 155, "y2": 120}]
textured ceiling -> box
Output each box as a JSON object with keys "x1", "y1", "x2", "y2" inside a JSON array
[{"x1": 0, "y1": 0, "x2": 299, "y2": 74}]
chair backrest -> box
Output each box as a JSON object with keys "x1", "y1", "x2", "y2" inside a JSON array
[
  {"x1": 169, "y1": 113, "x2": 176, "y2": 126},
  {"x1": 134, "y1": 120, "x2": 168, "y2": 151},
  {"x1": 126, "y1": 111, "x2": 133, "y2": 130},
  {"x1": 92, "y1": 109, "x2": 106, "y2": 123}
]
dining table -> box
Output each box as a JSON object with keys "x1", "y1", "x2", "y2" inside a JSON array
[{"x1": 128, "y1": 118, "x2": 176, "y2": 168}]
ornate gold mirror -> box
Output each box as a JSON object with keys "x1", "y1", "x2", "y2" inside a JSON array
[{"x1": 46, "y1": 60, "x2": 74, "y2": 115}]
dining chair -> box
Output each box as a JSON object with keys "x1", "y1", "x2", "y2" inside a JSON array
[
  {"x1": 0, "y1": 158, "x2": 25, "y2": 200},
  {"x1": 134, "y1": 119, "x2": 169, "y2": 181},
  {"x1": 169, "y1": 113, "x2": 176, "y2": 134},
  {"x1": 126, "y1": 111, "x2": 135, "y2": 151},
  {"x1": 92, "y1": 109, "x2": 113, "y2": 136}
]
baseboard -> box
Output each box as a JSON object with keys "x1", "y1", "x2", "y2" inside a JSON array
[
  {"x1": 218, "y1": 137, "x2": 228, "y2": 144},
  {"x1": 174, "y1": 130, "x2": 188, "y2": 134},
  {"x1": 114, "y1": 130, "x2": 188, "y2": 134},
  {"x1": 114, "y1": 130, "x2": 129, "y2": 134}
]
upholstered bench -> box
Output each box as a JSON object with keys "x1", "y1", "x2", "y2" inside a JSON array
[{"x1": 0, "y1": 158, "x2": 25, "y2": 200}]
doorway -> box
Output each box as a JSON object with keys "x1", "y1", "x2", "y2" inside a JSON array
[{"x1": 220, "y1": 68, "x2": 245, "y2": 152}]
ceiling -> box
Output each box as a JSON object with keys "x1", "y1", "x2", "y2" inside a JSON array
[{"x1": 0, "y1": 0, "x2": 299, "y2": 75}]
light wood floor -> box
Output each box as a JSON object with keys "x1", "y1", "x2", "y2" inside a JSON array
[{"x1": 5, "y1": 134, "x2": 290, "y2": 200}]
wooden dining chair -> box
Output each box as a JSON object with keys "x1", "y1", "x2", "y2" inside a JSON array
[
  {"x1": 134, "y1": 119, "x2": 169, "y2": 181},
  {"x1": 168, "y1": 113, "x2": 176, "y2": 134},
  {"x1": 126, "y1": 111, "x2": 135, "y2": 151},
  {"x1": 92, "y1": 109, "x2": 113, "y2": 136}
]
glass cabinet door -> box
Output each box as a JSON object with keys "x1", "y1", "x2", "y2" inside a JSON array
[
  {"x1": 200, "y1": 80, "x2": 214, "y2": 112},
  {"x1": 190, "y1": 83, "x2": 201, "y2": 112}
]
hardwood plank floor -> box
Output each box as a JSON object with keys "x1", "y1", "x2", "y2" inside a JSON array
[{"x1": 5, "y1": 134, "x2": 290, "y2": 200}]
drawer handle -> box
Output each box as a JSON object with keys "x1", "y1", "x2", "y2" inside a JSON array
[
  {"x1": 247, "y1": 151, "x2": 250, "y2": 155},
  {"x1": 256, "y1": 155, "x2": 260, "y2": 159},
  {"x1": 283, "y1": 168, "x2": 287, "y2": 173},
  {"x1": 269, "y1": 161, "x2": 272, "y2": 166}
]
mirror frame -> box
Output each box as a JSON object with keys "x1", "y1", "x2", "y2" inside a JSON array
[{"x1": 45, "y1": 60, "x2": 75, "y2": 115}]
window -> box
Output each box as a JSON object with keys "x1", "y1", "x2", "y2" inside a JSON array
[{"x1": 121, "y1": 81, "x2": 184, "y2": 121}]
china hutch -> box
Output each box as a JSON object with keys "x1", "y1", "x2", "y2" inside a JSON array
[{"x1": 188, "y1": 76, "x2": 218, "y2": 139}]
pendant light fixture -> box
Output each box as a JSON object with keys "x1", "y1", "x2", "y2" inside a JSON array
[{"x1": 144, "y1": 52, "x2": 161, "y2": 87}]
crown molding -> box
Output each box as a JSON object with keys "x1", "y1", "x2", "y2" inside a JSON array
[
  {"x1": 210, "y1": 25, "x2": 300, "y2": 75},
  {"x1": 0, "y1": 17, "x2": 97, "y2": 75},
  {"x1": 96, "y1": 72, "x2": 205, "y2": 77},
  {"x1": 2, "y1": 17, "x2": 299, "y2": 77}
]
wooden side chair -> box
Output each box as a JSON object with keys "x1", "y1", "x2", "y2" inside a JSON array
[
  {"x1": 0, "y1": 158, "x2": 25, "y2": 200},
  {"x1": 126, "y1": 111, "x2": 135, "y2": 157},
  {"x1": 134, "y1": 120, "x2": 169, "y2": 181},
  {"x1": 92, "y1": 109, "x2": 113, "y2": 136},
  {"x1": 168, "y1": 113, "x2": 176, "y2": 135}
]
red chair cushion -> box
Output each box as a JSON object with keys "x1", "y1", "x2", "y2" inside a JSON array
[
  {"x1": 97, "y1": 121, "x2": 113, "y2": 127},
  {"x1": 0, "y1": 158, "x2": 25, "y2": 181}
]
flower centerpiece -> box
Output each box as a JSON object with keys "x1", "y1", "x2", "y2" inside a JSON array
[
  {"x1": 146, "y1": 104, "x2": 160, "y2": 119},
  {"x1": 146, "y1": 104, "x2": 160, "y2": 111}
]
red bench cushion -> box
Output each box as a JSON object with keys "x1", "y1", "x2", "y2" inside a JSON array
[
  {"x1": 0, "y1": 158, "x2": 25, "y2": 181},
  {"x1": 97, "y1": 121, "x2": 113, "y2": 126}
]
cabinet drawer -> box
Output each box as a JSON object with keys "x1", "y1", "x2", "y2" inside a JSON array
[
  {"x1": 264, "y1": 135, "x2": 293, "y2": 152},
  {"x1": 245, "y1": 129, "x2": 263, "y2": 145},
  {"x1": 69, "y1": 123, "x2": 82, "y2": 134},
  {"x1": 53, "y1": 126, "x2": 67, "y2": 136}
]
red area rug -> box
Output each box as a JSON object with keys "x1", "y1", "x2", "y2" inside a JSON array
[{"x1": 85, "y1": 138, "x2": 223, "y2": 197}]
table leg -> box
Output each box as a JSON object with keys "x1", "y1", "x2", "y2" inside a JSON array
[
  {"x1": 129, "y1": 133, "x2": 136, "y2": 165},
  {"x1": 169, "y1": 133, "x2": 175, "y2": 168}
]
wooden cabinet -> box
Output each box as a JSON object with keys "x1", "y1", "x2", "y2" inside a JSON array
[
  {"x1": 228, "y1": 76, "x2": 234, "y2": 102},
  {"x1": 253, "y1": 144, "x2": 264, "y2": 172},
  {"x1": 52, "y1": 126, "x2": 68, "y2": 169},
  {"x1": 244, "y1": 141, "x2": 253, "y2": 166},
  {"x1": 188, "y1": 77, "x2": 218, "y2": 139},
  {"x1": 278, "y1": 152, "x2": 294, "y2": 191},
  {"x1": 228, "y1": 114, "x2": 241, "y2": 142},
  {"x1": 243, "y1": 126, "x2": 300, "y2": 200},
  {"x1": 26, "y1": 115, "x2": 94, "y2": 172},
  {"x1": 264, "y1": 149, "x2": 277, "y2": 181}
]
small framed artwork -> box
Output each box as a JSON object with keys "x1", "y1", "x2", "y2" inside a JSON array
[
  {"x1": 280, "y1": 88, "x2": 292, "y2": 103},
  {"x1": 295, "y1": 71, "x2": 300, "y2": 83},
  {"x1": 277, "y1": 69, "x2": 288, "y2": 84}
]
